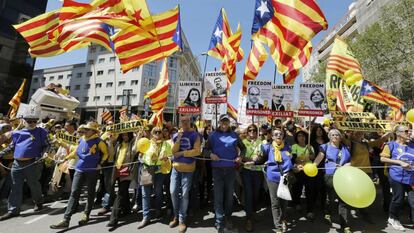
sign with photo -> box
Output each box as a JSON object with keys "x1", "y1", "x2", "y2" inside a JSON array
[
  {"x1": 298, "y1": 83, "x2": 326, "y2": 117},
  {"x1": 204, "y1": 71, "x2": 227, "y2": 104},
  {"x1": 246, "y1": 80, "x2": 272, "y2": 116},
  {"x1": 178, "y1": 81, "x2": 201, "y2": 114},
  {"x1": 202, "y1": 103, "x2": 227, "y2": 120},
  {"x1": 272, "y1": 84, "x2": 294, "y2": 118}
]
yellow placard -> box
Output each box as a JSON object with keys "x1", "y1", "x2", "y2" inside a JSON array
[
  {"x1": 56, "y1": 132, "x2": 79, "y2": 145},
  {"x1": 335, "y1": 121, "x2": 387, "y2": 132},
  {"x1": 106, "y1": 120, "x2": 144, "y2": 133},
  {"x1": 331, "y1": 111, "x2": 376, "y2": 119}
]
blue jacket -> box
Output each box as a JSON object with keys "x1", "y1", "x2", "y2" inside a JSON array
[
  {"x1": 10, "y1": 127, "x2": 49, "y2": 159},
  {"x1": 76, "y1": 137, "x2": 102, "y2": 173},
  {"x1": 208, "y1": 130, "x2": 246, "y2": 168},
  {"x1": 387, "y1": 141, "x2": 414, "y2": 185},
  {"x1": 262, "y1": 143, "x2": 293, "y2": 183},
  {"x1": 320, "y1": 143, "x2": 351, "y2": 175}
]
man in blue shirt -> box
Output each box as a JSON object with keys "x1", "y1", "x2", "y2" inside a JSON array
[{"x1": 0, "y1": 114, "x2": 53, "y2": 221}]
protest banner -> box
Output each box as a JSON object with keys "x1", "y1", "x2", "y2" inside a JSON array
[
  {"x1": 246, "y1": 80, "x2": 272, "y2": 116},
  {"x1": 56, "y1": 131, "x2": 79, "y2": 145},
  {"x1": 331, "y1": 111, "x2": 376, "y2": 119},
  {"x1": 298, "y1": 83, "x2": 326, "y2": 117},
  {"x1": 204, "y1": 71, "x2": 228, "y2": 104},
  {"x1": 178, "y1": 81, "x2": 201, "y2": 114},
  {"x1": 335, "y1": 121, "x2": 387, "y2": 132},
  {"x1": 272, "y1": 84, "x2": 294, "y2": 117},
  {"x1": 106, "y1": 120, "x2": 144, "y2": 133},
  {"x1": 202, "y1": 103, "x2": 227, "y2": 121}
]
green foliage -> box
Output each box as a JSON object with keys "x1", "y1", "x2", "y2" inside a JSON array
[
  {"x1": 309, "y1": 60, "x2": 327, "y2": 83},
  {"x1": 348, "y1": 0, "x2": 414, "y2": 104}
]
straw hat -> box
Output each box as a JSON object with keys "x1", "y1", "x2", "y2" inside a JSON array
[{"x1": 83, "y1": 122, "x2": 100, "y2": 132}]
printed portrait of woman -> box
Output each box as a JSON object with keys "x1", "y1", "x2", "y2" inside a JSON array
[
  {"x1": 183, "y1": 88, "x2": 201, "y2": 107},
  {"x1": 309, "y1": 89, "x2": 325, "y2": 109}
]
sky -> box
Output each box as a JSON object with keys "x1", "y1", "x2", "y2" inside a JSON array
[{"x1": 34, "y1": 0, "x2": 355, "y2": 108}]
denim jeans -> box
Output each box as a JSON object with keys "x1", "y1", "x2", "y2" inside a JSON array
[
  {"x1": 389, "y1": 176, "x2": 414, "y2": 222},
  {"x1": 188, "y1": 167, "x2": 200, "y2": 213},
  {"x1": 101, "y1": 165, "x2": 115, "y2": 210},
  {"x1": 8, "y1": 159, "x2": 43, "y2": 214},
  {"x1": 170, "y1": 168, "x2": 193, "y2": 223},
  {"x1": 64, "y1": 171, "x2": 98, "y2": 220},
  {"x1": 142, "y1": 173, "x2": 167, "y2": 220},
  {"x1": 212, "y1": 167, "x2": 236, "y2": 229},
  {"x1": 241, "y1": 168, "x2": 262, "y2": 218}
]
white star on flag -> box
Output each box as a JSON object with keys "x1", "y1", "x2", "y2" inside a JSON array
[
  {"x1": 364, "y1": 84, "x2": 373, "y2": 92},
  {"x1": 214, "y1": 27, "x2": 222, "y2": 39},
  {"x1": 257, "y1": 0, "x2": 270, "y2": 18}
]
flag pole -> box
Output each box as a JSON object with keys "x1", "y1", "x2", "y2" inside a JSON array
[
  {"x1": 199, "y1": 53, "x2": 209, "y2": 126},
  {"x1": 113, "y1": 52, "x2": 117, "y2": 120},
  {"x1": 92, "y1": 57, "x2": 98, "y2": 121}
]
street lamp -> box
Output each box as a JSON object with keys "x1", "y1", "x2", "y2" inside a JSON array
[{"x1": 122, "y1": 89, "x2": 133, "y2": 115}]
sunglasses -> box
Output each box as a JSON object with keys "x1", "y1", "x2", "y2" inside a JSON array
[
  {"x1": 26, "y1": 120, "x2": 37, "y2": 124},
  {"x1": 399, "y1": 130, "x2": 410, "y2": 134},
  {"x1": 154, "y1": 131, "x2": 162, "y2": 135},
  {"x1": 331, "y1": 134, "x2": 340, "y2": 137},
  {"x1": 273, "y1": 132, "x2": 283, "y2": 137}
]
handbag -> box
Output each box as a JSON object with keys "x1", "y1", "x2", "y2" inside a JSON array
[
  {"x1": 140, "y1": 165, "x2": 156, "y2": 186},
  {"x1": 116, "y1": 166, "x2": 130, "y2": 177},
  {"x1": 277, "y1": 175, "x2": 292, "y2": 201}
]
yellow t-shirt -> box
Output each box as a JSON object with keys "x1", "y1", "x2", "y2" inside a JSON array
[{"x1": 116, "y1": 142, "x2": 128, "y2": 169}]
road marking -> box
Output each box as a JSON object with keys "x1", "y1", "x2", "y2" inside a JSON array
[{"x1": 24, "y1": 201, "x2": 62, "y2": 225}]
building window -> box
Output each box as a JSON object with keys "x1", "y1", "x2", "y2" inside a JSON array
[
  {"x1": 131, "y1": 94, "x2": 137, "y2": 100},
  {"x1": 105, "y1": 96, "x2": 111, "y2": 101},
  {"x1": 42, "y1": 77, "x2": 46, "y2": 82},
  {"x1": 32, "y1": 89, "x2": 36, "y2": 93},
  {"x1": 49, "y1": 76, "x2": 54, "y2": 81},
  {"x1": 169, "y1": 57, "x2": 177, "y2": 68},
  {"x1": 76, "y1": 73, "x2": 82, "y2": 78},
  {"x1": 132, "y1": 67, "x2": 140, "y2": 72},
  {"x1": 131, "y1": 80, "x2": 138, "y2": 85},
  {"x1": 169, "y1": 70, "x2": 177, "y2": 82},
  {"x1": 144, "y1": 63, "x2": 157, "y2": 77},
  {"x1": 106, "y1": 82, "x2": 113, "y2": 87},
  {"x1": 83, "y1": 97, "x2": 89, "y2": 102},
  {"x1": 98, "y1": 58, "x2": 105, "y2": 63},
  {"x1": 90, "y1": 46, "x2": 96, "y2": 53},
  {"x1": 109, "y1": 56, "x2": 116, "y2": 62},
  {"x1": 87, "y1": 72, "x2": 93, "y2": 77},
  {"x1": 97, "y1": 70, "x2": 104, "y2": 76},
  {"x1": 84, "y1": 84, "x2": 90, "y2": 89},
  {"x1": 117, "y1": 95, "x2": 123, "y2": 101},
  {"x1": 58, "y1": 75, "x2": 63, "y2": 80},
  {"x1": 96, "y1": 83, "x2": 102, "y2": 88},
  {"x1": 118, "y1": 81, "x2": 125, "y2": 87},
  {"x1": 100, "y1": 46, "x2": 106, "y2": 51},
  {"x1": 148, "y1": 78, "x2": 156, "y2": 87},
  {"x1": 75, "y1": 85, "x2": 81, "y2": 90},
  {"x1": 67, "y1": 74, "x2": 72, "y2": 79},
  {"x1": 75, "y1": 97, "x2": 79, "y2": 100},
  {"x1": 33, "y1": 78, "x2": 38, "y2": 83},
  {"x1": 65, "y1": 86, "x2": 70, "y2": 90},
  {"x1": 88, "y1": 59, "x2": 94, "y2": 65},
  {"x1": 108, "y1": 69, "x2": 115, "y2": 75},
  {"x1": 93, "y1": 96, "x2": 100, "y2": 101}
]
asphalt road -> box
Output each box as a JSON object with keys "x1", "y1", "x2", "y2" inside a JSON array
[{"x1": 0, "y1": 188, "x2": 413, "y2": 233}]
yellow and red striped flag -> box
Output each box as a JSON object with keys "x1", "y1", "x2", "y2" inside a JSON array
[
  {"x1": 113, "y1": 6, "x2": 182, "y2": 73},
  {"x1": 251, "y1": 0, "x2": 328, "y2": 76},
  {"x1": 12, "y1": 11, "x2": 68, "y2": 57},
  {"x1": 119, "y1": 107, "x2": 129, "y2": 122},
  {"x1": 227, "y1": 102, "x2": 238, "y2": 121},
  {"x1": 242, "y1": 40, "x2": 268, "y2": 95},
  {"x1": 208, "y1": 8, "x2": 244, "y2": 84},
  {"x1": 149, "y1": 108, "x2": 164, "y2": 127},
  {"x1": 145, "y1": 58, "x2": 169, "y2": 112},
  {"x1": 100, "y1": 109, "x2": 113, "y2": 124},
  {"x1": 8, "y1": 79, "x2": 27, "y2": 119}
]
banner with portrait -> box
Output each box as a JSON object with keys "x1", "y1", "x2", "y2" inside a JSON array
[
  {"x1": 298, "y1": 83, "x2": 326, "y2": 117},
  {"x1": 204, "y1": 71, "x2": 228, "y2": 104},
  {"x1": 272, "y1": 84, "x2": 294, "y2": 118},
  {"x1": 246, "y1": 80, "x2": 272, "y2": 116},
  {"x1": 202, "y1": 103, "x2": 227, "y2": 121},
  {"x1": 178, "y1": 81, "x2": 201, "y2": 114}
]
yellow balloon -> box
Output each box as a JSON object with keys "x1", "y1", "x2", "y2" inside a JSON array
[
  {"x1": 333, "y1": 166, "x2": 376, "y2": 208},
  {"x1": 160, "y1": 159, "x2": 172, "y2": 174},
  {"x1": 407, "y1": 109, "x2": 414, "y2": 123},
  {"x1": 323, "y1": 118, "x2": 331, "y2": 126},
  {"x1": 137, "y1": 138, "x2": 151, "y2": 153},
  {"x1": 345, "y1": 74, "x2": 363, "y2": 86},
  {"x1": 303, "y1": 163, "x2": 318, "y2": 177},
  {"x1": 344, "y1": 70, "x2": 354, "y2": 79}
]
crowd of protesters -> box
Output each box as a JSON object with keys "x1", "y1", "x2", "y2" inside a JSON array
[{"x1": 0, "y1": 112, "x2": 413, "y2": 233}]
